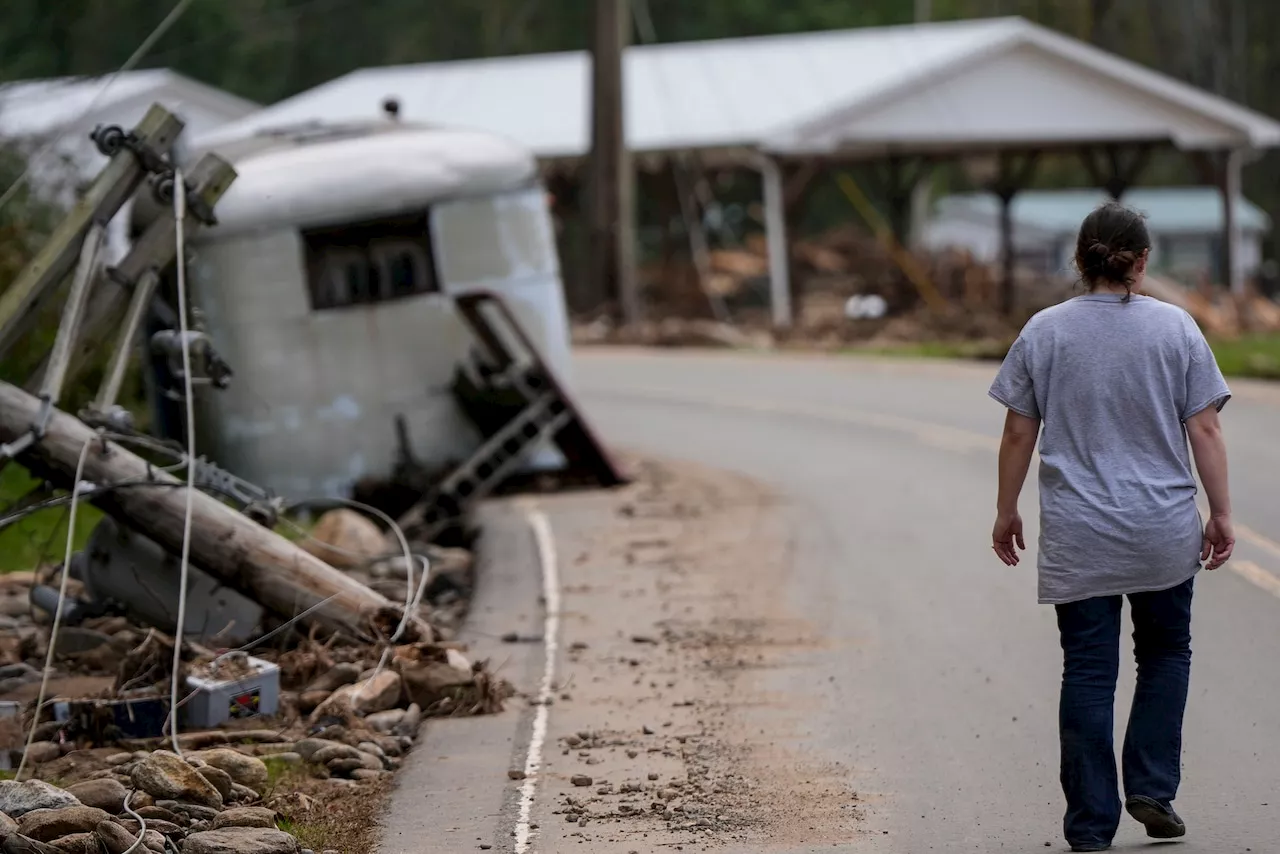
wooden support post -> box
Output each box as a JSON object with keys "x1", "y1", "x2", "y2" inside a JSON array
[
  {"x1": 24, "y1": 153, "x2": 237, "y2": 394},
  {"x1": 671, "y1": 153, "x2": 728, "y2": 322},
  {"x1": 993, "y1": 152, "x2": 1039, "y2": 316},
  {"x1": 0, "y1": 379, "x2": 401, "y2": 639},
  {"x1": 586, "y1": 0, "x2": 638, "y2": 325},
  {"x1": 0, "y1": 105, "x2": 184, "y2": 358},
  {"x1": 1222, "y1": 148, "x2": 1245, "y2": 296},
  {"x1": 758, "y1": 155, "x2": 792, "y2": 328}
]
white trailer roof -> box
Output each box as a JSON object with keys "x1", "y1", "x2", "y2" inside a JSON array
[{"x1": 200, "y1": 17, "x2": 1280, "y2": 161}]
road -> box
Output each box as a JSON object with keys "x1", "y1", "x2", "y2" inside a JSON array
[{"x1": 567, "y1": 348, "x2": 1280, "y2": 853}]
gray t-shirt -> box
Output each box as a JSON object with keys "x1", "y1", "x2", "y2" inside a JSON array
[{"x1": 989, "y1": 293, "x2": 1231, "y2": 604}]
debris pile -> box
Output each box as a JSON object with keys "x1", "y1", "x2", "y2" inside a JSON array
[{"x1": 0, "y1": 504, "x2": 510, "y2": 853}]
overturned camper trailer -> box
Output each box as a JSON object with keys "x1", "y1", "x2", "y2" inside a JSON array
[{"x1": 136, "y1": 117, "x2": 577, "y2": 500}]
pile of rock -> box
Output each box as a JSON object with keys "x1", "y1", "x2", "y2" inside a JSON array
[{"x1": 0, "y1": 751, "x2": 301, "y2": 853}]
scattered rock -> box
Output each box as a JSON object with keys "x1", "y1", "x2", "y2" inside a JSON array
[
  {"x1": 305, "y1": 663, "x2": 362, "y2": 695},
  {"x1": 291, "y1": 740, "x2": 330, "y2": 763},
  {"x1": 94, "y1": 821, "x2": 146, "y2": 854},
  {"x1": 297, "y1": 691, "x2": 330, "y2": 714},
  {"x1": 301, "y1": 509, "x2": 385, "y2": 569},
  {"x1": 17, "y1": 807, "x2": 112, "y2": 843},
  {"x1": 393, "y1": 704, "x2": 422, "y2": 738},
  {"x1": 350, "y1": 769, "x2": 388, "y2": 782},
  {"x1": 397, "y1": 661, "x2": 473, "y2": 708},
  {"x1": 310, "y1": 744, "x2": 360, "y2": 765},
  {"x1": 228, "y1": 785, "x2": 259, "y2": 805},
  {"x1": 48, "y1": 834, "x2": 97, "y2": 854},
  {"x1": 191, "y1": 750, "x2": 270, "y2": 795},
  {"x1": 349, "y1": 671, "x2": 403, "y2": 715},
  {"x1": 63, "y1": 781, "x2": 127, "y2": 815},
  {"x1": 20, "y1": 745, "x2": 59, "y2": 766},
  {"x1": 507, "y1": 769, "x2": 526, "y2": 780},
  {"x1": 570, "y1": 775, "x2": 593, "y2": 787},
  {"x1": 105, "y1": 754, "x2": 133, "y2": 767},
  {"x1": 211, "y1": 807, "x2": 278, "y2": 830},
  {"x1": 364, "y1": 709, "x2": 405, "y2": 733},
  {"x1": 157, "y1": 802, "x2": 220, "y2": 823},
  {"x1": 183, "y1": 828, "x2": 302, "y2": 854},
  {"x1": 266, "y1": 752, "x2": 302, "y2": 766},
  {"x1": 197, "y1": 767, "x2": 235, "y2": 800},
  {"x1": 0, "y1": 782, "x2": 81, "y2": 819},
  {"x1": 133, "y1": 806, "x2": 182, "y2": 824},
  {"x1": 130, "y1": 752, "x2": 223, "y2": 810}
]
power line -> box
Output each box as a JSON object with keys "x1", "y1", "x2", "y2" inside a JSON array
[{"x1": 0, "y1": 0, "x2": 201, "y2": 215}]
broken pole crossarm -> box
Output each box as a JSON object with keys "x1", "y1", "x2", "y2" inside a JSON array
[
  {"x1": 41, "y1": 222, "x2": 106, "y2": 412},
  {"x1": 24, "y1": 153, "x2": 238, "y2": 395},
  {"x1": 94, "y1": 268, "x2": 160, "y2": 413},
  {"x1": 0, "y1": 104, "x2": 184, "y2": 359},
  {"x1": 0, "y1": 379, "x2": 398, "y2": 639}
]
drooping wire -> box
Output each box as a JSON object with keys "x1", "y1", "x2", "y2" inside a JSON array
[
  {"x1": 167, "y1": 169, "x2": 197, "y2": 757},
  {"x1": 16, "y1": 437, "x2": 95, "y2": 780},
  {"x1": 0, "y1": 0, "x2": 201, "y2": 216}
]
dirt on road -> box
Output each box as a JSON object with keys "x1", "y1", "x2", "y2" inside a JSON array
[{"x1": 525, "y1": 455, "x2": 867, "y2": 851}]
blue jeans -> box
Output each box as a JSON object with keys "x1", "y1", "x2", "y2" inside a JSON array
[{"x1": 1055, "y1": 576, "x2": 1194, "y2": 847}]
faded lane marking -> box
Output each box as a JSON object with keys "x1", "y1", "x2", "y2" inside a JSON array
[
  {"x1": 588, "y1": 384, "x2": 1280, "y2": 601},
  {"x1": 514, "y1": 508, "x2": 560, "y2": 853},
  {"x1": 1226, "y1": 560, "x2": 1280, "y2": 599}
]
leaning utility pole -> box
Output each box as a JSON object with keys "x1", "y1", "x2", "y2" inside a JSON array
[{"x1": 586, "y1": 0, "x2": 638, "y2": 325}]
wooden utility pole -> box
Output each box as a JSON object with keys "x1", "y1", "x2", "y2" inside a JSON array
[
  {"x1": 586, "y1": 0, "x2": 638, "y2": 325},
  {"x1": 0, "y1": 380, "x2": 404, "y2": 640},
  {"x1": 915, "y1": 0, "x2": 932, "y2": 23}
]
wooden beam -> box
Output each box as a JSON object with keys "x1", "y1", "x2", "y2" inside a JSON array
[
  {"x1": 0, "y1": 380, "x2": 403, "y2": 640},
  {"x1": 0, "y1": 105, "x2": 184, "y2": 358},
  {"x1": 23, "y1": 153, "x2": 237, "y2": 394}
]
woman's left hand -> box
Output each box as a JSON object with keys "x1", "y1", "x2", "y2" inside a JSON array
[{"x1": 992, "y1": 512, "x2": 1026, "y2": 566}]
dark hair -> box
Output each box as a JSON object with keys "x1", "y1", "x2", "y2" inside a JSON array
[{"x1": 1074, "y1": 202, "x2": 1151, "y2": 300}]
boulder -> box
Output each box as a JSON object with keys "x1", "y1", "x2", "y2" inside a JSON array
[
  {"x1": 130, "y1": 752, "x2": 223, "y2": 810},
  {"x1": 190, "y1": 750, "x2": 270, "y2": 795},
  {"x1": 197, "y1": 767, "x2": 234, "y2": 800},
  {"x1": 0, "y1": 813, "x2": 15, "y2": 839},
  {"x1": 210, "y1": 807, "x2": 277, "y2": 830},
  {"x1": 63, "y1": 780, "x2": 127, "y2": 815},
  {"x1": 181, "y1": 828, "x2": 301, "y2": 854},
  {"x1": 0, "y1": 783, "x2": 80, "y2": 820},
  {"x1": 316, "y1": 671, "x2": 403, "y2": 718},
  {"x1": 300, "y1": 510, "x2": 384, "y2": 569},
  {"x1": 17, "y1": 808, "x2": 112, "y2": 843}
]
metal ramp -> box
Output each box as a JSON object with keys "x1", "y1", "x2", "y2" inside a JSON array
[{"x1": 397, "y1": 290, "x2": 626, "y2": 542}]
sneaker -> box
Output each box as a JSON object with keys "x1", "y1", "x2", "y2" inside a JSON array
[{"x1": 1125, "y1": 795, "x2": 1187, "y2": 839}]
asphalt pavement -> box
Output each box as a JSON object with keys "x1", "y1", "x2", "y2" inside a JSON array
[{"x1": 570, "y1": 347, "x2": 1280, "y2": 853}]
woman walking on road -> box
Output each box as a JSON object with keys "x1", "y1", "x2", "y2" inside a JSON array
[{"x1": 987, "y1": 202, "x2": 1235, "y2": 853}]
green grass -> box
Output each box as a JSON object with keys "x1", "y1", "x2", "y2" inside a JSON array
[
  {"x1": 1206, "y1": 334, "x2": 1280, "y2": 380},
  {"x1": 846, "y1": 333, "x2": 1280, "y2": 381},
  {"x1": 0, "y1": 464, "x2": 102, "y2": 575}
]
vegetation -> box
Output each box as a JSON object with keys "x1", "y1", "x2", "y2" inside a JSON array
[{"x1": 0, "y1": 0, "x2": 1276, "y2": 243}]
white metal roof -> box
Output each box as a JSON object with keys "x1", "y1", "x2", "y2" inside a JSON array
[
  {"x1": 199, "y1": 17, "x2": 1280, "y2": 161},
  {"x1": 937, "y1": 188, "x2": 1271, "y2": 235},
  {"x1": 188, "y1": 121, "x2": 538, "y2": 240},
  {"x1": 0, "y1": 69, "x2": 259, "y2": 140}
]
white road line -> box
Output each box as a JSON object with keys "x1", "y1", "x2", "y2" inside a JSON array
[
  {"x1": 1227, "y1": 560, "x2": 1280, "y2": 599},
  {"x1": 514, "y1": 509, "x2": 560, "y2": 854}
]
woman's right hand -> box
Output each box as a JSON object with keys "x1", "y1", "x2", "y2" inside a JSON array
[{"x1": 1202, "y1": 514, "x2": 1235, "y2": 570}]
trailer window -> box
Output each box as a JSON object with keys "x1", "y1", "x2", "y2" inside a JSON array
[{"x1": 302, "y1": 213, "x2": 439, "y2": 311}]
